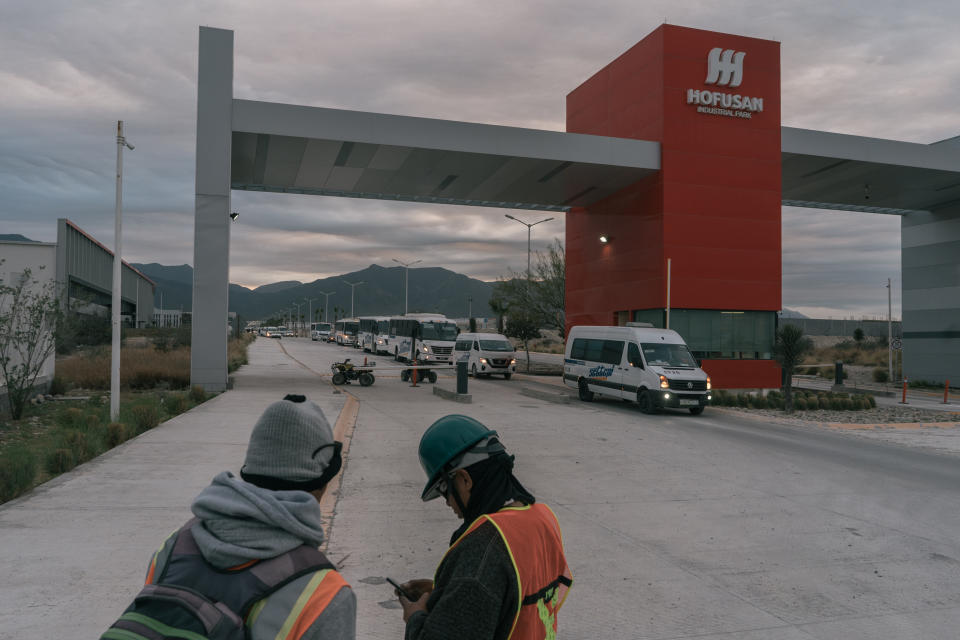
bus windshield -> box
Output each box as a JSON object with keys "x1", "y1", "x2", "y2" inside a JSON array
[
  {"x1": 479, "y1": 340, "x2": 513, "y2": 351},
  {"x1": 640, "y1": 343, "x2": 698, "y2": 368},
  {"x1": 420, "y1": 322, "x2": 458, "y2": 341}
]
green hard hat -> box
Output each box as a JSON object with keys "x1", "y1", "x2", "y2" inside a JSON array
[{"x1": 418, "y1": 415, "x2": 497, "y2": 501}]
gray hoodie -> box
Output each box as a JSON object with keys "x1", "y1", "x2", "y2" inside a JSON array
[{"x1": 154, "y1": 471, "x2": 355, "y2": 640}]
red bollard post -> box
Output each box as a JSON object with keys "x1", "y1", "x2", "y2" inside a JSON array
[
  {"x1": 411, "y1": 366, "x2": 418, "y2": 387},
  {"x1": 364, "y1": 356, "x2": 368, "y2": 366},
  {"x1": 945, "y1": 380, "x2": 950, "y2": 404},
  {"x1": 901, "y1": 377, "x2": 908, "y2": 404}
]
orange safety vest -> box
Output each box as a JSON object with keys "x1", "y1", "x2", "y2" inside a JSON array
[{"x1": 446, "y1": 503, "x2": 572, "y2": 640}]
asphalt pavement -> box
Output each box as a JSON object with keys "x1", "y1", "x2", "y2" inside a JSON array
[{"x1": 3, "y1": 338, "x2": 960, "y2": 639}]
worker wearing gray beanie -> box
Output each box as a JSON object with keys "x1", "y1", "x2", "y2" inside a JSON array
[
  {"x1": 240, "y1": 394, "x2": 343, "y2": 492},
  {"x1": 108, "y1": 394, "x2": 356, "y2": 640}
]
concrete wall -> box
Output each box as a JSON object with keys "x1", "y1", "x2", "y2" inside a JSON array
[{"x1": 0, "y1": 242, "x2": 58, "y2": 389}]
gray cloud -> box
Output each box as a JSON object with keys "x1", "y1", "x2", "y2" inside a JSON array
[{"x1": 2, "y1": 0, "x2": 957, "y2": 319}]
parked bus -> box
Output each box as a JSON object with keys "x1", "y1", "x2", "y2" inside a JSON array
[
  {"x1": 358, "y1": 316, "x2": 391, "y2": 353},
  {"x1": 389, "y1": 313, "x2": 459, "y2": 363},
  {"x1": 333, "y1": 318, "x2": 360, "y2": 346},
  {"x1": 311, "y1": 322, "x2": 333, "y2": 342}
]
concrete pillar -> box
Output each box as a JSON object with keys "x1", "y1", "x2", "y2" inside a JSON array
[
  {"x1": 191, "y1": 27, "x2": 233, "y2": 391},
  {"x1": 901, "y1": 206, "x2": 960, "y2": 384}
]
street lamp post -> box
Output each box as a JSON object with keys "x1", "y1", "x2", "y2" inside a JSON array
[
  {"x1": 343, "y1": 280, "x2": 364, "y2": 318},
  {"x1": 318, "y1": 291, "x2": 335, "y2": 323},
  {"x1": 305, "y1": 297, "x2": 317, "y2": 336},
  {"x1": 887, "y1": 278, "x2": 893, "y2": 384},
  {"x1": 392, "y1": 258, "x2": 422, "y2": 314},
  {"x1": 111, "y1": 121, "x2": 134, "y2": 422},
  {"x1": 504, "y1": 214, "x2": 554, "y2": 278},
  {"x1": 293, "y1": 302, "x2": 302, "y2": 335}
]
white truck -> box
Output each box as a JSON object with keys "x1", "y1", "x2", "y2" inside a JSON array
[{"x1": 564, "y1": 323, "x2": 712, "y2": 415}]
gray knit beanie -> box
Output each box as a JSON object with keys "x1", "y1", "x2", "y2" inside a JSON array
[{"x1": 240, "y1": 394, "x2": 340, "y2": 491}]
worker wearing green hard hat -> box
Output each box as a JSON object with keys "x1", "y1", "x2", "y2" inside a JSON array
[{"x1": 396, "y1": 414, "x2": 572, "y2": 640}]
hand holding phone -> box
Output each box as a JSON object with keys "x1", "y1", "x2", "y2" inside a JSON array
[{"x1": 386, "y1": 577, "x2": 415, "y2": 601}]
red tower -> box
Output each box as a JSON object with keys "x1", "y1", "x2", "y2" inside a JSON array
[{"x1": 566, "y1": 25, "x2": 782, "y2": 388}]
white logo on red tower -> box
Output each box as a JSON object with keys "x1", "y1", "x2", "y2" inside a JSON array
[
  {"x1": 705, "y1": 48, "x2": 745, "y2": 87},
  {"x1": 686, "y1": 45, "x2": 762, "y2": 119}
]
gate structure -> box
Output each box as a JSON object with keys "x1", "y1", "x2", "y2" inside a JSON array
[{"x1": 192, "y1": 26, "x2": 960, "y2": 391}]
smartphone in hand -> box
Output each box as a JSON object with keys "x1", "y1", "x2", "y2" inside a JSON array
[{"x1": 386, "y1": 577, "x2": 415, "y2": 601}]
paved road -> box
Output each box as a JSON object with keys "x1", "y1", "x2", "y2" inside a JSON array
[
  {"x1": 3, "y1": 337, "x2": 960, "y2": 639},
  {"x1": 283, "y1": 339, "x2": 960, "y2": 640}
]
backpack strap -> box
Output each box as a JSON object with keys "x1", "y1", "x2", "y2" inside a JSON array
[{"x1": 158, "y1": 519, "x2": 336, "y2": 619}]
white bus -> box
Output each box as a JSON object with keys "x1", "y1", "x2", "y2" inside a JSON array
[
  {"x1": 333, "y1": 318, "x2": 359, "y2": 346},
  {"x1": 358, "y1": 316, "x2": 391, "y2": 353},
  {"x1": 389, "y1": 313, "x2": 459, "y2": 363}
]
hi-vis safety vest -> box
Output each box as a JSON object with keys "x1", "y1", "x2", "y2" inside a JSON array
[
  {"x1": 447, "y1": 504, "x2": 572, "y2": 640},
  {"x1": 136, "y1": 519, "x2": 350, "y2": 640}
]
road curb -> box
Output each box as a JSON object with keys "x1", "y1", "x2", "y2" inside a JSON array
[{"x1": 432, "y1": 384, "x2": 471, "y2": 403}]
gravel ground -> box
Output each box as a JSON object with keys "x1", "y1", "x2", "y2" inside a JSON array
[{"x1": 718, "y1": 404, "x2": 959, "y2": 425}]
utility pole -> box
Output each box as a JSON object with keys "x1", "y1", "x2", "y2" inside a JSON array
[
  {"x1": 343, "y1": 280, "x2": 364, "y2": 318},
  {"x1": 392, "y1": 258, "x2": 422, "y2": 314},
  {"x1": 111, "y1": 120, "x2": 134, "y2": 422}
]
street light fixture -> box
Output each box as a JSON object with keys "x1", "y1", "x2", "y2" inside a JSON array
[
  {"x1": 111, "y1": 120, "x2": 134, "y2": 422},
  {"x1": 392, "y1": 258, "x2": 422, "y2": 314},
  {"x1": 504, "y1": 214, "x2": 554, "y2": 278},
  {"x1": 343, "y1": 280, "x2": 364, "y2": 318}
]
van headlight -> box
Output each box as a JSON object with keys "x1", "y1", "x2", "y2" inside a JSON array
[
  {"x1": 706, "y1": 376, "x2": 711, "y2": 390},
  {"x1": 510, "y1": 358, "x2": 516, "y2": 365},
  {"x1": 421, "y1": 345, "x2": 429, "y2": 353},
  {"x1": 659, "y1": 375, "x2": 669, "y2": 389},
  {"x1": 479, "y1": 358, "x2": 488, "y2": 364}
]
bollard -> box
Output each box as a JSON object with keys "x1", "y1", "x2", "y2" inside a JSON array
[
  {"x1": 457, "y1": 361, "x2": 468, "y2": 395},
  {"x1": 945, "y1": 380, "x2": 951, "y2": 404},
  {"x1": 411, "y1": 364, "x2": 419, "y2": 387},
  {"x1": 834, "y1": 361, "x2": 844, "y2": 386},
  {"x1": 364, "y1": 356, "x2": 367, "y2": 366},
  {"x1": 901, "y1": 377, "x2": 908, "y2": 404}
]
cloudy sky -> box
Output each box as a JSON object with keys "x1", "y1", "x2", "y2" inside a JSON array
[{"x1": 2, "y1": 0, "x2": 958, "y2": 319}]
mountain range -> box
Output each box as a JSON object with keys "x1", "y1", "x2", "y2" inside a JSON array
[{"x1": 131, "y1": 263, "x2": 496, "y2": 322}]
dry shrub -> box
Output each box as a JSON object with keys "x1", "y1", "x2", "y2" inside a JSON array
[
  {"x1": 57, "y1": 346, "x2": 190, "y2": 390},
  {"x1": 166, "y1": 394, "x2": 189, "y2": 414},
  {"x1": 46, "y1": 448, "x2": 75, "y2": 474},
  {"x1": 130, "y1": 405, "x2": 160, "y2": 434},
  {"x1": 189, "y1": 385, "x2": 207, "y2": 403},
  {"x1": 107, "y1": 422, "x2": 127, "y2": 447},
  {"x1": 0, "y1": 446, "x2": 37, "y2": 503}
]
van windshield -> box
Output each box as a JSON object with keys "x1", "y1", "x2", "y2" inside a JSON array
[
  {"x1": 479, "y1": 340, "x2": 513, "y2": 351},
  {"x1": 641, "y1": 343, "x2": 697, "y2": 368},
  {"x1": 421, "y1": 322, "x2": 458, "y2": 341}
]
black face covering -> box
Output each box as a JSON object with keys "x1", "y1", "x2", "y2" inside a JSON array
[{"x1": 449, "y1": 447, "x2": 536, "y2": 545}]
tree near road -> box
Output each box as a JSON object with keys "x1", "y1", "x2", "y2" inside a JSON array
[
  {"x1": 492, "y1": 239, "x2": 565, "y2": 337},
  {"x1": 773, "y1": 324, "x2": 814, "y2": 413},
  {"x1": 504, "y1": 312, "x2": 541, "y2": 373},
  {"x1": 0, "y1": 265, "x2": 63, "y2": 419}
]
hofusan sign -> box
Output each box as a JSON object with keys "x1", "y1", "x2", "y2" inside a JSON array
[{"x1": 686, "y1": 47, "x2": 763, "y2": 119}]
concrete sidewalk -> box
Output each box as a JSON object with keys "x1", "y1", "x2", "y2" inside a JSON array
[{"x1": 0, "y1": 341, "x2": 345, "y2": 639}]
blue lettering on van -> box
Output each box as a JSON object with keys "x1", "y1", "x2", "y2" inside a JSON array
[{"x1": 588, "y1": 365, "x2": 614, "y2": 378}]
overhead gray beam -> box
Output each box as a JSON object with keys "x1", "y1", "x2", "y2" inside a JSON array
[{"x1": 232, "y1": 99, "x2": 660, "y2": 170}]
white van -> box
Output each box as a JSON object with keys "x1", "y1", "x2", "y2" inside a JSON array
[
  {"x1": 563, "y1": 324, "x2": 711, "y2": 415},
  {"x1": 455, "y1": 332, "x2": 517, "y2": 379}
]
